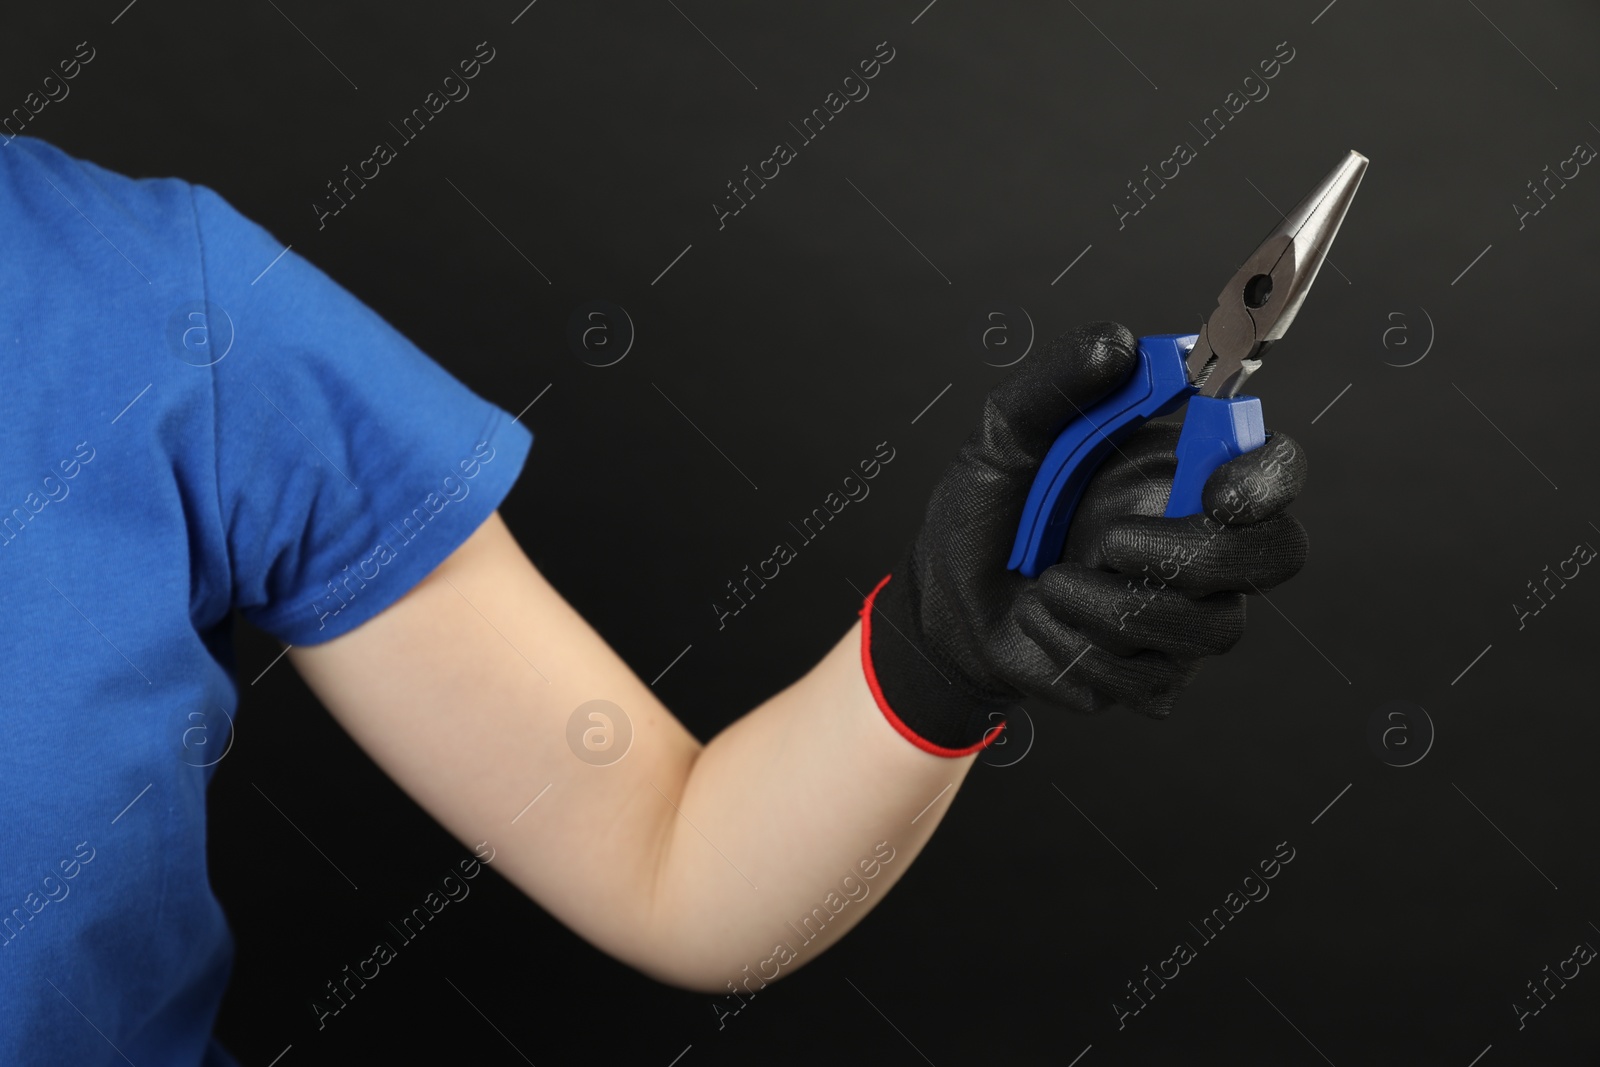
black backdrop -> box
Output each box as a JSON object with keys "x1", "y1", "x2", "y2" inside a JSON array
[{"x1": 7, "y1": 1, "x2": 1600, "y2": 1063}]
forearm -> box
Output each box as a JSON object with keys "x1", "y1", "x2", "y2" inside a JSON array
[
  {"x1": 292, "y1": 516, "x2": 978, "y2": 994},
  {"x1": 638, "y1": 618, "x2": 976, "y2": 992}
]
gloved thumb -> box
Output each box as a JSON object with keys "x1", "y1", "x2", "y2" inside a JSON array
[
  {"x1": 931, "y1": 321, "x2": 1138, "y2": 564},
  {"x1": 961, "y1": 321, "x2": 1139, "y2": 484}
]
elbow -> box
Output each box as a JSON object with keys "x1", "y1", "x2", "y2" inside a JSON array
[
  {"x1": 634, "y1": 954, "x2": 789, "y2": 997},
  {"x1": 654, "y1": 971, "x2": 744, "y2": 997},
  {"x1": 624, "y1": 929, "x2": 801, "y2": 995}
]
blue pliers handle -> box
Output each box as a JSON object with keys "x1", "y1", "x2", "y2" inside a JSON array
[{"x1": 1006, "y1": 333, "x2": 1265, "y2": 579}]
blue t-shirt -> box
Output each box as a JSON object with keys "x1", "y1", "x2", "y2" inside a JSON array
[{"x1": 0, "y1": 136, "x2": 532, "y2": 1064}]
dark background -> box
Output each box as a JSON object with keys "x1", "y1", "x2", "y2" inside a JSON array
[{"x1": 8, "y1": 1, "x2": 1600, "y2": 1063}]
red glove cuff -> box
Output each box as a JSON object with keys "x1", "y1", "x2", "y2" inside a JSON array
[{"x1": 859, "y1": 574, "x2": 1006, "y2": 758}]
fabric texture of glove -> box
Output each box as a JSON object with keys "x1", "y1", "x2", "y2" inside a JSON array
[{"x1": 861, "y1": 321, "x2": 1310, "y2": 757}]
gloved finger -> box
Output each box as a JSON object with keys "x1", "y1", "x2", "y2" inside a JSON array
[
  {"x1": 1011, "y1": 598, "x2": 1202, "y2": 716},
  {"x1": 1115, "y1": 655, "x2": 1202, "y2": 719},
  {"x1": 1023, "y1": 565, "x2": 1248, "y2": 658},
  {"x1": 988, "y1": 618, "x2": 1114, "y2": 713},
  {"x1": 1200, "y1": 431, "x2": 1308, "y2": 526},
  {"x1": 1095, "y1": 513, "x2": 1309, "y2": 595}
]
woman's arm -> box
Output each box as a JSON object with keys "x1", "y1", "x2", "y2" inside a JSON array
[
  {"x1": 287, "y1": 322, "x2": 1310, "y2": 995},
  {"x1": 288, "y1": 510, "x2": 974, "y2": 993}
]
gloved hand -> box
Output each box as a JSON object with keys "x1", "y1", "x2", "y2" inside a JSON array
[{"x1": 860, "y1": 321, "x2": 1309, "y2": 756}]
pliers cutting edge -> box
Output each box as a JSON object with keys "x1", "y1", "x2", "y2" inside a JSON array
[{"x1": 1008, "y1": 150, "x2": 1369, "y2": 578}]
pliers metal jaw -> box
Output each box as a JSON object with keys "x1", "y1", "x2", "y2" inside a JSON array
[
  {"x1": 1008, "y1": 150, "x2": 1368, "y2": 579},
  {"x1": 1188, "y1": 150, "x2": 1369, "y2": 399}
]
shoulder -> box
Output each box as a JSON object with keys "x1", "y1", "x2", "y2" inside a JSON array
[{"x1": 1, "y1": 135, "x2": 197, "y2": 237}]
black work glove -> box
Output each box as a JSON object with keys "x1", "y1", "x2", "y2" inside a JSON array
[{"x1": 859, "y1": 321, "x2": 1309, "y2": 756}]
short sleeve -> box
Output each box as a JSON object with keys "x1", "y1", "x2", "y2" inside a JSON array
[{"x1": 189, "y1": 183, "x2": 533, "y2": 646}]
